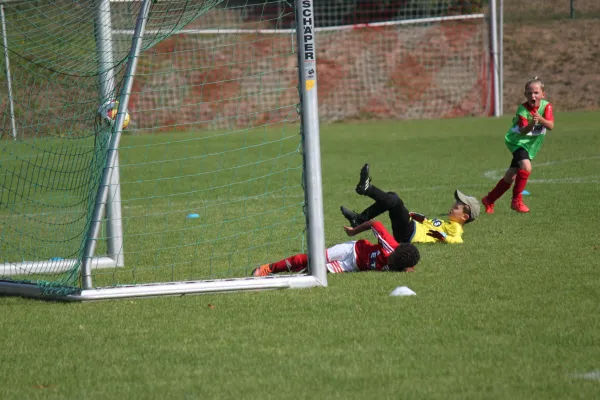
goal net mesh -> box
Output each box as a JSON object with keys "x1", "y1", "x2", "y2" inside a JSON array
[{"x1": 0, "y1": 0, "x2": 489, "y2": 292}]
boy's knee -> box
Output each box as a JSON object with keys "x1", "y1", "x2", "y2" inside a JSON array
[
  {"x1": 387, "y1": 192, "x2": 401, "y2": 205},
  {"x1": 520, "y1": 163, "x2": 532, "y2": 173}
]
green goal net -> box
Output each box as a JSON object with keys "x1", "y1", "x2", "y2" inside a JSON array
[
  {"x1": 1, "y1": 0, "x2": 489, "y2": 299},
  {"x1": 0, "y1": 0, "x2": 326, "y2": 299}
]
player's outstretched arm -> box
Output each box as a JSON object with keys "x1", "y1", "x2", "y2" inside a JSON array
[{"x1": 344, "y1": 220, "x2": 374, "y2": 237}]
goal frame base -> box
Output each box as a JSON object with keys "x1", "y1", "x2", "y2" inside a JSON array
[{"x1": 0, "y1": 275, "x2": 325, "y2": 301}]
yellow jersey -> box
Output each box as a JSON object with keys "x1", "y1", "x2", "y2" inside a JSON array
[{"x1": 410, "y1": 218, "x2": 464, "y2": 244}]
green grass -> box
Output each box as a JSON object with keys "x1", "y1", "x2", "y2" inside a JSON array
[
  {"x1": 2, "y1": 111, "x2": 600, "y2": 399},
  {"x1": 1, "y1": 124, "x2": 307, "y2": 285}
]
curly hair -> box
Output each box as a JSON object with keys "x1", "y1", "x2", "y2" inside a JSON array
[{"x1": 387, "y1": 243, "x2": 420, "y2": 272}]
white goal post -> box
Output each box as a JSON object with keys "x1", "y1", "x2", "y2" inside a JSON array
[{"x1": 0, "y1": 0, "x2": 327, "y2": 300}]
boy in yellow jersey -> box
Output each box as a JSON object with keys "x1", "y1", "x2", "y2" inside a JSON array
[{"x1": 341, "y1": 164, "x2": 480, "y2": 244}]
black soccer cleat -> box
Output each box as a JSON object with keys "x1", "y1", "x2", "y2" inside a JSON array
[
  {"x1": 340, "y1": 206, "x2": 367, "y2": 228},
  {"x1": 355, "y1": 163, "x2": 371, "y2": 195}
]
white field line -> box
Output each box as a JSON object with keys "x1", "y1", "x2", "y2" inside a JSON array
[
  {"x1": 483, "y1": 155, "x2": 600, "y2": 183},
  {"x1": 572, "y1": 370, "x2": 600, "y2": 381},
  {"x1": 3, "y1": 155, "x2": 600, "y2": 220}
]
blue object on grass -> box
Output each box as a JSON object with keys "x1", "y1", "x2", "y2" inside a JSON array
[
  {"x1": 522, "y1": 190, "x2": 530, "y2": 196},
  {"x1": 50, "y1": 257, "x2": 64, "y2": 261},
  {"x1": 186, "y1": 213, "x2": 200, "y2": 219}
]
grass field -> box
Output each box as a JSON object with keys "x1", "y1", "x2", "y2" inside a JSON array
[{"x1": 2, "y1": 111, "x2": 600, "y2": 399}]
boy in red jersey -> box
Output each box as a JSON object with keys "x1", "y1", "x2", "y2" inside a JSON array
[
  {"x1": 340, "y1": 164, "x2": 479, "y2": 244},
  {"x1": 251, "y1": 220, "x2": 420, "y2": 276},
  {"x1": 482, "y1": 76, "x2": 555, "y2": 213}
]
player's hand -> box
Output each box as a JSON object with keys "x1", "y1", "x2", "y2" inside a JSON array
[
  {"x1": 344, "y1": 226, "x2": 356, "y2": 236},
  {"x1": 427, "y1": 230, "x2": 447, "y2": 242},
  {"x1": 409, "y1": 212, "x2": 426, "y2": 223},
  {"x1": 531, "y1": 112, "x2": 540, "y2": 124}
]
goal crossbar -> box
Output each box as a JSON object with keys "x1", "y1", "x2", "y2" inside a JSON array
[{"x1": 112, "y1": 13, "x2": 485, "y2": 35}]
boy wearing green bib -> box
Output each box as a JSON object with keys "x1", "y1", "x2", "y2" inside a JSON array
[{"x1": 482, "y1": 77, "x2": 555, "y2": 213}]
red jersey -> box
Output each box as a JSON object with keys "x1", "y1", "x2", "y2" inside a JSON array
[
  {"x1": 517, "y1": 102, "x2": 554, "y2": 127},
  {"x1": 354, "y1": 221, "x2": 398, "y2": 271}
]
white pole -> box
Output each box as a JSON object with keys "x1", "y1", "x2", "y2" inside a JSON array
[
  {"x1": 1, "y1": 3, "x2": 17, "y2": 139},
  {"x1": 81, "y1": 0, "x2": 152, "y2": 289},
  {"x1": 294, "y1": 0, "x2": 327, "y2": 286},
  {"x1": 93, "y1": 0, "x2": 124, "y2": 267},
  {"x1": 499, "y1": 0, "x2": 503, "y2": 116},
  {"x1": 489, "y1": 0, "x2": 500, "y2": 117}
]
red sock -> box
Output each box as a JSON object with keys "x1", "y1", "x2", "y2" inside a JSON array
[
  {"x1": 271, "y1": 253, "x2": 308, "y2": 273},
  {"x1": 486, "y1": 178, "x2": 512, "y2": 203},
  {"x1": 512, "y1": 169, "x2": 531, "y2": 202}
]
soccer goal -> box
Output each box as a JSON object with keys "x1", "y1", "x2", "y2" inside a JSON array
[{"x1": 0, "y1": 0, "x2": 327, "y2": 300}]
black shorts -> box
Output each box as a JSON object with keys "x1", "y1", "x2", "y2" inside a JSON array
[
  {"x1": 386, "y1": 193, "x2": 416, "y2": 243},
  {"x1": 510, "y1": 147, "x2": 531, "y2": 168}
]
